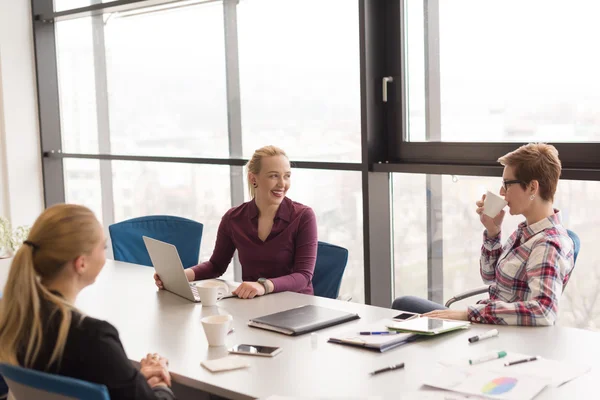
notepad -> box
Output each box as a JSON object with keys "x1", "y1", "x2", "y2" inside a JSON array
[
  {"x1": 201, "y1": 356, "x2": 250, "y2": 373},
  {"x1": 248, "y1": 305, "x2": 360, "y2": 336},
  {"x1": 328, "y1": 320, "x2": 420, "y2": 352}
]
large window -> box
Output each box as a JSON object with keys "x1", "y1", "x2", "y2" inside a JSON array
[
  {"x1": 63, "y1": 159, "x2": 103, "y2": 222},
  {"x1": 45, "y1": 0, "x2": 365, "y2": 301},
  {"x1": 393, "y1": 173, "x2": 600, "y2": 330},
  {"x1": 35, "y1": 0, "x2": 600, "y2": 320},
  {"x1": 56, "y1": 18, "x2": 99, "y2": 154},
  {"x1": 105, "y1": 3, "x2": 228, "y2": 158},
  {"x1": 111, "y1": 162, "x2": 231, "y2": 263},
  {"x1": 289, "y1": 170, "x2": 364, "y2": 302},
  {"x1": 405, "y1": 1, "x2": 600, "y2": 143},
  {"x1": 56, "y1": 4, "x2": 229, "y2": 157},
  {"x1": 237, "y1": 0, "x2": 361, "y2": 161}
]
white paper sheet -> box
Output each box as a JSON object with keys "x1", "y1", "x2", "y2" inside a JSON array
[
  {"x1": 439, "y1": 351, "x2": 591, "y2": 387},
  {"x1": 400, "y1": 389, "x2": 486, "y2": 399},
  {"x1": 422, "y1": 365, "x2": 548, "y2": 400}
]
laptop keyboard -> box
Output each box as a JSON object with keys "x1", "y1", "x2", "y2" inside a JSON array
[{"x1": 190, "y1": 284, "x2": 200, "y2": 300}]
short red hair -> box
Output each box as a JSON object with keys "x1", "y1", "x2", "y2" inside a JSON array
[{"x1": 498, "y1": 143, "x2": 561, "y2": 202}]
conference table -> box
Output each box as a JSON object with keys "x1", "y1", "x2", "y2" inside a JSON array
[{"x1": 1, "y1": 258, "x2": 599, "y2": 399}]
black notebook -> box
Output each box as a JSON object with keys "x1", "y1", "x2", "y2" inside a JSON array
[{"x1": 248, "y1": 305, "x2": 360, "y2": 336}]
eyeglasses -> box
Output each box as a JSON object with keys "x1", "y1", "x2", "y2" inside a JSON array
[{"x1": 502, "y1": 179, "x2": 526, "y2": 191}]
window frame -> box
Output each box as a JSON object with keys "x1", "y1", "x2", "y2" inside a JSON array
[{"x1": 32, "y1": 0, "x2": 600, "y2": 308}]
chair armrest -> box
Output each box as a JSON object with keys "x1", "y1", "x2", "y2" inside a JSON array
[{"x1": 445, "y1": 285, "x2": 490, "y2": 308}]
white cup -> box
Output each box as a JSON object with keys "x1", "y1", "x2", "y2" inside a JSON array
[
  {"x1": 483, "y1": 190, "x2": 508, "y2": 217},
  {"x1": 201, "y1": 314, "x2": 233, "y2": 347},
  {"x1": 196, "y1": 281, "x2": 230, "y2": 306}
]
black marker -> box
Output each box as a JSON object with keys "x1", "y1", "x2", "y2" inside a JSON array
[
  {"x1": 369, "y1": 362, "x2": 405, "y2": 376},
  {"x1": 505, "y1": 356, "x2": 540, "y2": 367}
]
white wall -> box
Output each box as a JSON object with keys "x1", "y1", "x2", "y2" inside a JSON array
[{"x1": 0, "y1": 0, "x2": 44, "y2": 227}]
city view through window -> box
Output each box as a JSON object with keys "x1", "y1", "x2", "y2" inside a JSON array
[{"x1": 55, "y1": 0, "x2": 599, "y2": 327}]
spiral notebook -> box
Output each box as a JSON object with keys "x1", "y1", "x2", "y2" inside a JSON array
[{"x1": 328, "y1": 320, "x2": 419, "y2": 352}]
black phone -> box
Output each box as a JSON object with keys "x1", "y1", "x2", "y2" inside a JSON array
[
  {"x1": 393, "y1": 312, "x2": 419, "y2": 320},
  {"x1": 228, "y1": 344, "x2": 282, "y2": 357}
]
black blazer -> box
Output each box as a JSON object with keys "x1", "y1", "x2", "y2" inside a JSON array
[{"x1": 19, "y1": 296, "x2": 175, "y2": 400}]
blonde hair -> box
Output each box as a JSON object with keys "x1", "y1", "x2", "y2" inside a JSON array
[
  {"x1": 246, "y1": 145, "x2": 288, "y2": 198},
  {"x1": 498, "y1": 143, "x2": 562, "y2": 202},
  {"x1": 0, "y1": 204, "x2": 102, "y2": 369}
]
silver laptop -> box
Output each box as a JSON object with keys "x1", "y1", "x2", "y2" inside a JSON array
[
  {"x1": 143, "y1": 236, "x2": 239, "y2": 303},
  {"x1": 143, "y1": 236, "x2": 203, "y2": 302}
]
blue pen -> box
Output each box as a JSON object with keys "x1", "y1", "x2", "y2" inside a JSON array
[{"x1": 359, "y1": 331, "x2": 399, "y2": 335}]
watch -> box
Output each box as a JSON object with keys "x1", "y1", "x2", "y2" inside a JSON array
[{"x1": 257, "y1": 278, "x2": 270, "y2": 294}]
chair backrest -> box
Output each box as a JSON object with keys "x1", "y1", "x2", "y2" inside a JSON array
[
  {"x1": 109, "y1": 215, "x2": 203, "y2": 268},
  {"x1": 0, "y1": 363, "x2": 109, "y2": 400},
  {"x1": 0, "y1": 375, "x2": 7, "y2": 400},
  {"x1": 567, "y1": 229, "x2": 580, "y2": 265},
  {"x1": 312, "y1": 241, "x2": 348, "y2": 299},
  {"x1": 564, "y1": 229, "x2": 581, "y2": 290}
]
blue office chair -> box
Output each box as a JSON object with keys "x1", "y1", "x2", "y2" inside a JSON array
[
  {"x1": 445, "y1": 229, "x2": 581, "y2": 307},
  {"x1": 0, "y1": 375, "x2": 7, "y2": 400},
  {"x1": 109, "y1": 215, "x2": 203, "y2": 268},
  {"x1": 0, "y1": 363, "x2": 109, "y2": 400},
  {"x1": 568, "y1": 229, "x2": 581, "y2": 265},
  {"x1": 312, "y1": 241, "x2": 349, "y2": 299}
]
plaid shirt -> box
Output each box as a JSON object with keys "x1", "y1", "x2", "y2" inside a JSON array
[{"x1": 467, "y1": 210, "x2": 574, "y2": 326}]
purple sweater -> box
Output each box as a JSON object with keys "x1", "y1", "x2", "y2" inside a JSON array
[{"x1": 191, "y1": 197, "x2": 318, "y2": 295}]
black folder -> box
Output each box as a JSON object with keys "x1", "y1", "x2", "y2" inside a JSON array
[{"x1": 248, "y1": 305, "x2": 360, "y2": 336}]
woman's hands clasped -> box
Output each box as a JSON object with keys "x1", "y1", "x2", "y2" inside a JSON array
[{"x1": 140, "y1": 353, "x2": 171, "y2": 388}]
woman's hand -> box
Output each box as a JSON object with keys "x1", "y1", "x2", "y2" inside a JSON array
[
  {"x1": 232, "y1": 281, "x2": 266, "y2": 299},
  {"x1": 476, "y1": 194, "x2": 505, "y2": 237},
  {"x1": 140, "y1": 353, "x2": 171, "y2": 388},
  {"x1": 153, "y1": 273, "x2": 164, "y2": 290},
  {"x1": 423, "y1": 309, "x2": 469, "y2": 321},
  {"x1": 154, "y1": 269, "x2": 194, "y2": 289}
]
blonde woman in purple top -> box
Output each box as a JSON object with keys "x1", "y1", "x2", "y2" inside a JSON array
[{"x1": 154, "y1": 145, "x2": 318, "y2": 298}]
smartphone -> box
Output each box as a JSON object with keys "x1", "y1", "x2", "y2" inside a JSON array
[
  {"x1": 228, "y1": 344, "x2": 282, "y2": 357},
  {"x1": 393, "y1": 312, "x2": 419, "y2": 321}
]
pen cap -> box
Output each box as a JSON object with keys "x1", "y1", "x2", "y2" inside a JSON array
[{"x1": 498, "y1": 351, "x2": 507, "y2": 358}]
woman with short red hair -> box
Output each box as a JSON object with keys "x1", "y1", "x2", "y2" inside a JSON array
[{"x1": 393, "y1": 143, "x2": 575, "y2": 326}]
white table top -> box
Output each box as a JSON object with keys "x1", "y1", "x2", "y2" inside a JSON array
[{"x1": 1, "y1": 258, "x2": 599, "y2": 399}]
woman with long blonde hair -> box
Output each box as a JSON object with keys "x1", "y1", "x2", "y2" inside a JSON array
[
  {"x1": 154, "y1": 145, "x2": 318, "y2": 298},
  {"x1": 0, "y1": 204, "x2": 175, "y2": 399}
]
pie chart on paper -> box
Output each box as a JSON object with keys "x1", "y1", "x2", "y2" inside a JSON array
[{"x1": 481, "y1": 377, "x2": 518, "y2": 395}]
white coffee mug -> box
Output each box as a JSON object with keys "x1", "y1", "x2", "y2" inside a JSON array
[
  {"x1": 483, "y1": 190, "x2": 508, "y2": 217},
  {"x1": 201, "y1": 314, "x2": 233, "y2": 347},
  {"x1": 196, "y1": 281, "x2": 230, "y2": 306}
]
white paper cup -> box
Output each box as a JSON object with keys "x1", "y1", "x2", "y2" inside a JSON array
[
  {"x1": 197, "y1": 281, "x2": 230, "y2": 306},
  {"x1": 201, "y1": 314, "x2": 233, "y2": 347},
  {"x1": 483, "y1": 190, "x2": 508, "y2": 217}
]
